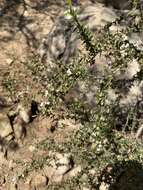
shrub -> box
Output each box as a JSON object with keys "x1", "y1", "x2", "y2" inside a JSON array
[{"x1": 28, "y1": 0, "x2": 143, "y2": 188}]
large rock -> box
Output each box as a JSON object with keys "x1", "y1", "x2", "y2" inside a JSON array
[
  {"x1": 39, "y1": 2, "x2": 143, "y2": 66},
  {"x1": 39, "y1": 3, "x2": 118, "y2": 65}
]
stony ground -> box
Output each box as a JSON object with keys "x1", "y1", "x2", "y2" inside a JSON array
[
  {"x1": 0, "y1": 0, "x2": 143, "y2": 190},
  {"x1": 0, "y1": 1, "x2": 83, "y2": 189}
]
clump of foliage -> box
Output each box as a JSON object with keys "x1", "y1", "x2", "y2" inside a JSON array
[{"x1": 27, "y1": 0, "x2": 143, "y2": 189}]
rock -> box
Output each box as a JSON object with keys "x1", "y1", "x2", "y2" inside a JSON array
[
  {"x1": 9, "y1": 183, "x2": 17, "y2": 190},
  {"x1": 52, "y1": 173, "x2": 63, "y2": 183},
  {"x1": 82, "y1": 187, "x2": 90, "y2": 190},
  {"x1": 43, "y1": 153, "x2": 74, "y2": 183},
  {"x1": 28, "y1": 145, "x2": 36, "y2": 152},
  {"x1": 31, "y1": 173, "x2": 48, "y2": 188},
  {"x1": 9, "y1": 160, "x2": 16, "y2": 170},
  {"x1": 56, "y1": 153, "x2": 70, "y2": 165},
  {"x1": 39, "y1": 3, "x2": 118, "y2": 65},
  {"x1": 17, "y1": 104, "x2": 31, "y2": 124},
  {"x1": 136, "y1": 124, "x2": 143, "y2": 139},
  {"x1": 64, "y1": 165, "x2": 82, "y2": 180},
  {"x1": 68, "y1": 165, "x2": 82, "y2": 177},
  {"x1": 54, "y1": 153, "x2": 74, "y2": 175},
  {"x1": 90, "y1": 169, "x2": 97, "y2": 177},
  {"x1": 0, "y1": 113, "x2": 13, "y2": 138},
  {"x1": 6, "y1": 58, "x2": 13, "y2": 65},
  {"x1": 13, "y1": 117, "x2": 25, "y2": 139},
  {"x1": 99, "y1": 182, "x2": 109, "y2": 190},
  {"x1": 0, "y1": 175, "x2": 6, "y2": 186},
  {"x1": 43, "y1": 166, "x2": 56, "y2": 179},
  {"x1": 56, "y1": 165, "x2": 70, "y2": 176},
  {"x1": 43, "y1": 166, "x2": 63, "y2": 183}
]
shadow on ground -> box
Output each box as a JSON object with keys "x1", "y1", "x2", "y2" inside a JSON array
[{"x1": 97, "y1": 160, "x2": 143, "y2": 190}]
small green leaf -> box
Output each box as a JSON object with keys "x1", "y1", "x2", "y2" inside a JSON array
[{"x1": 66, "y1": 0, "x2": 72, "y2": 8}]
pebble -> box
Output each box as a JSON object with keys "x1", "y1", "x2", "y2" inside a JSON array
[
  {"x1": 99, "y1": 182, "x2": 109, "y2": 190},
  {"x1": 136, "y1": 124, "x2": 143, "y2": 139},
  {"x1": 29, "y1": 145, "x2": 36, "y2": 152},
  {"x1": 6, "y1": 58, "x2": 13, "y2": 65}
]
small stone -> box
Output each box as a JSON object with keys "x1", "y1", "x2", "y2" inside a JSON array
[
  {"x1": 82, "y1": 187, "x2": 90, "y2": 190},
  {"x1": 56, "y1": 153, "x2": 70, "y2": 165},
  {"x1": 89, "y1": 168, "x2": 96, "y2": 175},
  {"x1": 43, "y1": 153, "x2": 74, "y2": 184},
  {"x1": 55, "y1": 153, "x2": 73, "y2": 175},
  {"x1": 99, "y1": 182, "x2": 109, "y2": 190},
  {"x1": 9, "y1": 160, "x2": 15, "y2": 170},
  {"x1": 29, "y1": 145, "x2": 35, "y2": 152},
  {"x1": 32, "y1": 173, "x2": 48, "y2": 188},
  {"x1": 6, "y1": 58, "x2": 13, "y2": 65},
  {"x1": 136, "y1": 125, "x2": 143, "y2": 139},
  {"x1": 11, "y1": 175, "x2": 17, "y2": 184},
  {"x1": 0, "y1": 175, "x2": 6, "y2": 186},
  {"x1": 24, "y1": 10, "x2": 29, "y2": 17}
]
